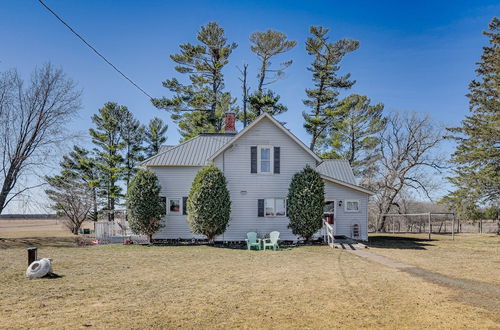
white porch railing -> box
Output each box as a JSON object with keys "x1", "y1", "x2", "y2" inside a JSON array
[{"x1": 324, "y1": 220, "x2": 334, "y2": 248}]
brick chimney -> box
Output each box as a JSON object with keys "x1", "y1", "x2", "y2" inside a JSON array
[{"x1": 224, "y1": 112, "x2": 236, "y2": 133}]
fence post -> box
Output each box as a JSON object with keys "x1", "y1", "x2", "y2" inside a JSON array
[
  {"x1": 27, "y1": 247, "x2": 37, "y2": 266},
  {"x1": 428, "y1": 212, "x2": 431, "y2": 240},
  {"x1": 452, "y1": 214, "x2": 455, "y2": 241}
]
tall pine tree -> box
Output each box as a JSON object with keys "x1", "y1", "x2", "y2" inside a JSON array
[
  {"x1": 324, "y1": 94, "x2": 386, "y2": 177},
  {"x1": 152, "y1": 22, "x2": 238, "y2": 140},
  {"x1": 89, "y1": 102, "x2": 127, "y2": 221},
  {"x1": 445, "y1": 17, "x2": 500, "y2": 230},
  {"x1": 145, "y1": 117, "x2": 168, "y2": 158},
  {"x1": 302, "y1": 26, "x2": 359, "y2": 152},
  {"x1": 120, "y1": 109, "x2": 144, "y2": 192},
  {"x1": 247, "y1": 29, "x2": 296, "y2": 122},
  {"x1": 57, "y1": 146, "x2": 99, "y2": 221}
]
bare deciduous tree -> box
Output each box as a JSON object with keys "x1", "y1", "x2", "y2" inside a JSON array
[
  {"x1": 0, "y1": 63, "x2": 81, "y2": 214},
  {"x1": 45, "y1": 175, "x2": 93, "y2": 235},
  {"x1": 369, "y1": 112, "x2": 445, "y2": 231}
]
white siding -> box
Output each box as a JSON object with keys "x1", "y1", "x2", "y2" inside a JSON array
[
  {"x1": 149, "y1": 167, "x2": 205, "y2": 240},
  {"x1": 213, "y1": 117, "x2": 318, "y2": 241},
  {"x1": 324, "y1": 181, "x2": 369, "y2": 241},
  {"x1": 149, "y1": 116, "x2": 369, "y2": 242}
]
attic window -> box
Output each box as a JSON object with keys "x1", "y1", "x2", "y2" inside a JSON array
[
  {"x1": 257, "y1": 146, "x2": 273, "y2": 173},
  {"x1": 260, "y1": 147, "x2": 271, "y2": 173}
]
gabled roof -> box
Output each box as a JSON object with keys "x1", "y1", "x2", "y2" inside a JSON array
[
  {"x1": 209, "y1": 113, "x2": 322, "y2": 163},
  {"x1": 321, "y1": 174, "x2": 375, "y2": 195},
  {"x1": 141, "y1": 134, "x2": 234, "y2": 166},
  {"x1": 316, "y1": 159, "x2": 357, "y2": 185}
]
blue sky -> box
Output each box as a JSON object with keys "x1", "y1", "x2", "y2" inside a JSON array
[{"x1": 0, "y1": 0, "x2": 498, "y2": 211}]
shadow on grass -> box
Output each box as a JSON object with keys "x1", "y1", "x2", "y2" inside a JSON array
[
  {"x1": 368, "y1": 235, "x2": 435, "y2": 250},
  {"x1": 0, "y1": 237, "x2": 76, "y2": 249}
]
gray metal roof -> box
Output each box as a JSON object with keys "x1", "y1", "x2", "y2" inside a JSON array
[
  {"x1": 142, "y1": 134, "x2": 235, "y2": 166},
  {"x1": 316, "y1": 159, "x2": 357, "y2": 185},
  {"x1": 158, "y1": 145, "x2": 176, "y2": 153}
]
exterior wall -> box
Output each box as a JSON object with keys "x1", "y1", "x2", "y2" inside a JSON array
[
  {"x1": 149, "y1": 166, "x2": 205, "y2": 240},
  {"x1": 149, "y1": 117, "x2": 369, "y2": 241},
  {"x1": 213, "y1": 117, "x2": 318, "y2": 241},
  {"x1": 323, "y1": 181, "x2": 369, "y2": 241}
]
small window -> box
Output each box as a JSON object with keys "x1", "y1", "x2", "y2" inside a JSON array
[
  {"x1": 265, "y1": 198, "x2": 275, "y2": 216},
  {"x1": 262, "y1": 198, "x2": 287, "y2": 217},
  {"x1": 324, "y1": 201, "x2": 335, "y2": 213},
  {"x1": 168, "y1": 198, "x2": 181, "y2": 214},
  {"x1": 345, "y1": 200, "x2": 360, "y2": 212},
  {"x1": 260, "y1": 147, "x2": 271, "y2": 173},
  {"x1": 257, "y1": 145, "x2": 273, "y2": 174}
]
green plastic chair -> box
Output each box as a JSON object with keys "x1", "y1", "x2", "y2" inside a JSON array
[
  {"x1": 245, "y1": 232, "x2": 261, "y2": 250},
  {"x1": 263, "y1": 231, "x2": 280, "y2": 251}
]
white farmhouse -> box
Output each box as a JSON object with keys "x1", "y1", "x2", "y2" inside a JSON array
[{"x1": 142, "y1": 113, "x2": 373, "y2": 242}]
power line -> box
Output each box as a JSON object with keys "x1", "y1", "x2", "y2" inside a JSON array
[
  {"x1": 37, "y1": 0, "x2": 214, "y2": 113},
  {"x1": 37, "y1": 0, "x2": 153, "y2": 99}
]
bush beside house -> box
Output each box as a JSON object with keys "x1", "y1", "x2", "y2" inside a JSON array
[
  {"x1": 126, "y1": 169, "x2": 165, "y2": 242},
  {"x1": 287, "y1": 166, "x2": 325, "y2": 241},
  {"x1": 187, "y1": 165, "x2": 231, "y2": 243}
]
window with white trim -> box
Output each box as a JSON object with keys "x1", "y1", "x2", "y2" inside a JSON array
[
  {"x1": 258, "y1": 146, "x2": 273, "y2": 173},
  {"x1": 168, "y1": 198, "x2": 181, "y2": 214},
  {"x1": 275, "y1": 198, "x2": 286, "y2": 216},
  {"x1": 344, "y1": 200, "x2": 360, "y2": 212},
  {"x1": 264, "y1": 198, "x2": 287, "y2": 217}
]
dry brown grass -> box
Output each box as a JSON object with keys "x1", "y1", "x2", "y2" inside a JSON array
[
  {"x1": 0, "y1": 219, "x2": 94, "y2": 238},
  {"x1": 1, "y1": 237, "x2": 499, "y2": 329},
  {"x1": 368, "y1": 233, "x2": 500, "y2": 285}
]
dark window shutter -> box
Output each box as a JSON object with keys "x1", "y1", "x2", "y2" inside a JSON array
[
  {"x1": 258, "y1": 199, "x2": 264, "y2": 217},
  {"x1": 182, "y1": 197, "x2": 188, "y2": 215},
  {"x1": 274, "y1": 147, "x2": 280, "y2": 174},
  {"x1": 251, "y1": 146, "x2": 257, "y2": 173},
  {"x1": 161, "y1": 197, "x2": 167, "y2": 213}
]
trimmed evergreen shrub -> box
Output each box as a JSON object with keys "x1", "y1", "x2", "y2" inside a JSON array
[
  {"x1": 287, "y1": 165, "x2": 325, "y2": 241},
  {"x1": 126, "y1": 169, "x2": 165, "y2": 242},
  {"x1": 187, "y1": 165, "x2": 231, "y2": 242}
]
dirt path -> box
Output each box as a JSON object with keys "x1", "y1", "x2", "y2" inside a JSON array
[{"x1": 346, "y1": 248, "x2": 500, "y2": 313}]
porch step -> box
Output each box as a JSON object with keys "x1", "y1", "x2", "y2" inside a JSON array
[{"x1": 331, "y1": 242, "x2": 368, "y2": 250}]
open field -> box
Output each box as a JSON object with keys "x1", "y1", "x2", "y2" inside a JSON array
[
  {"x1": 0, "y1": 218, "x2": 93, "y2": 238},
  {"x1": 368, "y1": 233, "x2": 500, "y2": 285},
  {"x1": 1, "y1": 231, "x2": 499, "y2": 329}
]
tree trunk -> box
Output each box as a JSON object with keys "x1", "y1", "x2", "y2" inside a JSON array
[
  {"x1": 377, "y1": 214, "x2": 387, "y2": 232},
  {"x1": 0, "y1": 166, "x2": 18, "y2": 215}
]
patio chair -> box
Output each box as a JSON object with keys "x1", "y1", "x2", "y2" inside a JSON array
[
  {"x1": 263, "y1": 231, "x2": 280, "y2": 251},
  {"x1": 245, "y1": 232, "x2": 261, "y2": 250}
]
